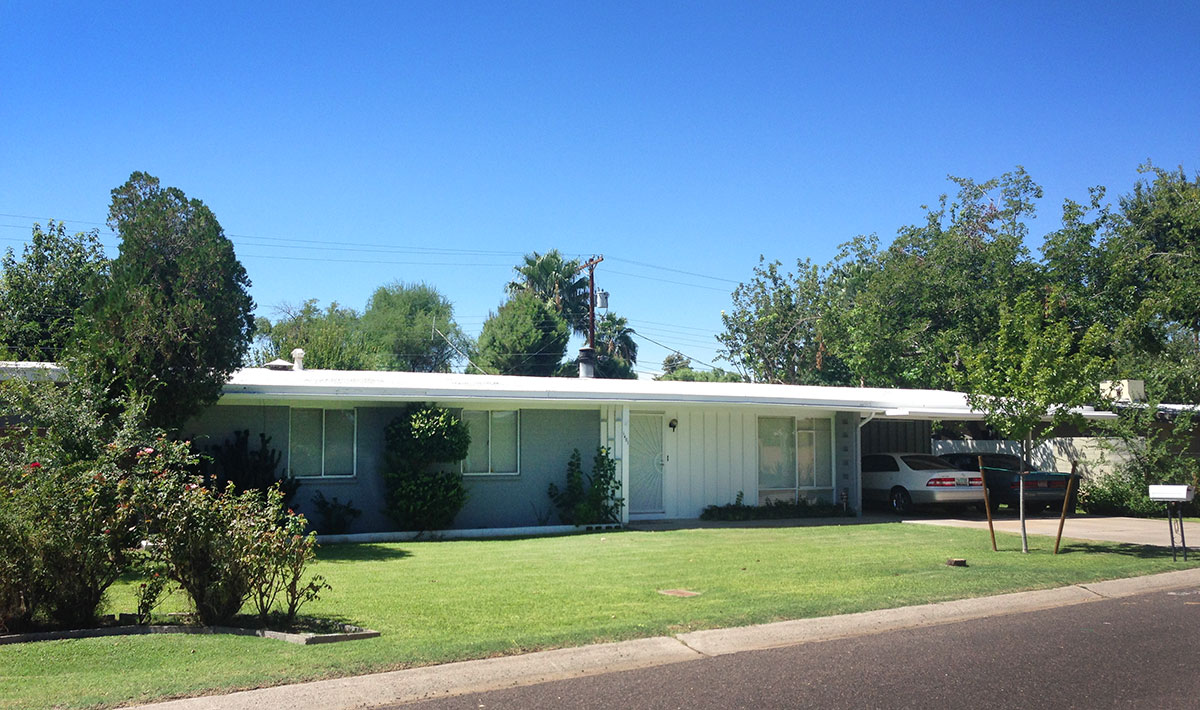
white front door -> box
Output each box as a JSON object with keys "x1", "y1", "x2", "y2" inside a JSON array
[{"x1": 629, "y1": 413, "x2": 665, "y2": 514}]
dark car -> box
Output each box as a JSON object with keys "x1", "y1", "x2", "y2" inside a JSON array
[{"x1": 939, "y1": 452, "x2": 1077, "y2": 514}]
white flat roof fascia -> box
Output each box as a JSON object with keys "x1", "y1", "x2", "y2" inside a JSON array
[
  {"x1": 0, "y1": 361, "x2": 66, "y2": 381},
  {"x1": 218, "y1": 368, "x2": 975, "y2": 415},
  {"x1": 217, "y1": 386, "x2": 894, "y2": 413}
]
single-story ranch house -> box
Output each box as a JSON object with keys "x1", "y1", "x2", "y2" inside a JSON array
[
  {"x1": 2, "y1": 360, "x2": 1119, "y2": 534},
  {"x1": 177, "y1": 360, "x2": 1110, "y2": 533}
]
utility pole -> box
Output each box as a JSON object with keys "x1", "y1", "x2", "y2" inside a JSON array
[{"x1": 576, "y1": 255, "x2": 604, "y2": 377}]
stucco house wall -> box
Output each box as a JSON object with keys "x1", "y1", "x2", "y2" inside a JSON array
[{"x1": 455, "y1": 408, "x2": 600, "y2": 529}]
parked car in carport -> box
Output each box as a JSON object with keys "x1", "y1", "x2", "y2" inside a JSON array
[
  {"x1": 861, "y1": 453, "x2": 984, "y2": 514},
  {"x1": 939, "y1": 452, "x2": 1076, "y2": 514}
]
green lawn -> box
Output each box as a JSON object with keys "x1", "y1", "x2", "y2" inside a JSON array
[{"x1": 3, "y1": 523, "x2": 1197, "y2": 709}]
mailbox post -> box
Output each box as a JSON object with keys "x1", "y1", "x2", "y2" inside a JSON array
[{"x1": 1148, "y1": 485, "x2": 1194, "y2": 561}]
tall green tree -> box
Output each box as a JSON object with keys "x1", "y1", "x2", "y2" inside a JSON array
[
  {"x1": 76, "y1": 172, "x2": 254, "y2": 428},
  {"x1": 506, "y1": 250, "x2": 589, "y2": 334},
  {"x1": 252, "y1": 300, "x2": 371, "y2": 371},
  {"x1": 360, "y1": 281, "x2": 468, "y2": 372},
  {"x1": 719, "y1": 257, "x2": 849, "y2": 385},
  {"x1": 475, "y1": 292, "x2": 569, "y2": 376},
  {"x1": 826, "y1": 169, "x2": 1042, "y2": 389},
  {"x1": 0, "y1": 221, "x2": 108, "y2": 361},
  {"x1": 661, "y1": 352, "x2": 690, "y2": 375},
  {"x1": 956, "y1": 287, "x2": 1108, "y2": 550},
  {"x1": 1101, "y1": 165, "x2": 1200, "y2": 402}
]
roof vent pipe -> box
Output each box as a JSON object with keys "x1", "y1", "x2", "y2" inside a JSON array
[
  {"x1": 291, "y1": 348, "x2": 306, "y2": 372},
  {"x1": 578, "y1": 346, "x2": 596, "y2": 379}
]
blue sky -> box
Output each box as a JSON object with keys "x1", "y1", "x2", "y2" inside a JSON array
[{"x1": 2, "y1": 2, "x2": 1197, "y2": 375}]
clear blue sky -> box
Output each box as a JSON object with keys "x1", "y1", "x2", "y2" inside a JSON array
[{"x1": 2, "y1": 2, "x2": 1197, "y2": 375}]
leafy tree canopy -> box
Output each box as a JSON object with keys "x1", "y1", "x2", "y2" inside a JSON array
[
  {"x1": 360, "y1": 281, "x2": 468, "y2": 372},
  {"x1": 657, "y1": 366, "x2": 744, "y2": 382},
  {"x1": 75, "y1": 171, "x2": 254, "y2": 428},
  {"x1": 0, "y1": 221, "x2": 108, "y2": 362},
  {"x1": 253, "y1": 300, "x2": 371, "y2": 371},
  {"x1": 475, "y1": 292, "x2": 569, "y2": 376},
  {"x1": 719, "y1": 257, "x2": 850, "y2": 386},
  {"x1": 719, "y1": 164, "x2": 1200, "y2": 404},
  {"x1": 957, "y1": 287, "x2": 1108, "y2": 445},
  {"x1": 661, "y1": 352, "x2": 690, "y2": 375},
  {"x1": 823, "y1": 169, "x2": 1042, "y2": 389}
]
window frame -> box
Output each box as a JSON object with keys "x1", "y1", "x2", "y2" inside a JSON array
[
  {"x1": 461, "y1": 408, "x2": 521, "y2": 476},
  {"x1": 288, "y1": 406, "x2": 357, "y2": 480},
  {"x1": 757, "y1": 415, "x2": 835, "y2": 504}
]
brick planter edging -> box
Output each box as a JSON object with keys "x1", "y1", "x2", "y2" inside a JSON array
[{"x1": 0, "y1": 622, "x2": 380, "y2": 646}]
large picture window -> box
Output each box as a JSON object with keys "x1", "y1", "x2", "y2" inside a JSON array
[
  {"x1": 289, "y1": 408, "x2": 356, "y2": 478},
  {"x1": 462, "y1": 410, "x2": 520, "y2": 475},
  {"x1": 757, "y1": 416, "x2": 833, "y2": 505}
]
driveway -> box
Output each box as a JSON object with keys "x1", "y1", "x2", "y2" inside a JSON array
[{"x1": 906, "y1": 514, "x2": 1199, "y2": 548}]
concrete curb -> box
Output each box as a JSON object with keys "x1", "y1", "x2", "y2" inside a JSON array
[
  {"x1": 131, "y1": 567, "x2": 1200, "y2": 710},
  {"x1": 133, "y1": 637, "x2": 700, "y2": 710}
]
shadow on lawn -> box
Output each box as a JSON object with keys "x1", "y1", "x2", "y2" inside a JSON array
[
  {"x1": 316, "y1": 543, "x2": 412, "y2": 563},
  {"x1": 1053, "y1": 541, "x2": 1185, "y2": 560}
]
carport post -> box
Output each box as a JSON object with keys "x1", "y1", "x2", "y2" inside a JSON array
[{"x1": 979, "y1": 455, "x2": 997, "y2": 552}]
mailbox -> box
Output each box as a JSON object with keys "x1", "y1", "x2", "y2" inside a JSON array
[
  {"x1": 1149, "y1": 485, "x2": 1195, "y2": 502},
  {"x1": 1149, "y1": 485, "x2": 1192, "y2": 561}
]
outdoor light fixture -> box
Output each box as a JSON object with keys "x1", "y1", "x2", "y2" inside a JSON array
[{"x1": 669, "y1": 418, "x2": 678, "y2": 431}]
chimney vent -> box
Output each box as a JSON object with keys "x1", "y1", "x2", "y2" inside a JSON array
[
  {"x1": 291, "y1": 348, "x2": 306, "y2": 372},
  {"x1": 578, "y1": 346, "x2": 596, "y2": 379}
]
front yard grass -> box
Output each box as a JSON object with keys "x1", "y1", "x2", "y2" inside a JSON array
[{"x1": 3, "y1": 523, "x2": 1197, "y2": 709}]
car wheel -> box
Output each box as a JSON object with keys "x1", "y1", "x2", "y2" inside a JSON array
[{"x1": 889, "y1": 487, "x2": 913, "y2": 515}]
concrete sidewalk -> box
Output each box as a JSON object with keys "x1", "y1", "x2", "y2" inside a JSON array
[
  {"x1": 132, "y1": 567, "x2": 1200, "y2": 710},
  {"x1": 906, "y1": 514, "x2": 1200, "y2": 548}
]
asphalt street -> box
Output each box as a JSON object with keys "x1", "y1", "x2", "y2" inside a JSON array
[{"x1": 398, "y1": 586, "x2": 1200, "y2": 710}]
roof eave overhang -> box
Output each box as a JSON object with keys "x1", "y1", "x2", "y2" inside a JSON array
[{"x1": 218, "y1": 385, "x2": 893, "y2": 413}]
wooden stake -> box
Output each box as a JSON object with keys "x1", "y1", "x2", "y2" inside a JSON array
[
  {"x1": 980, "y1": 455, "x2": 997, "y2": 552},
  {"x1": 1054, "y1": 461, "x2": 1078, "y2": 555}
]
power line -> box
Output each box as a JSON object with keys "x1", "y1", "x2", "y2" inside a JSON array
[
  {"x1": 631, "y1": 331, "x2": 723, "y2": 372},
  {"x1": 239, "y1": 252, "x2": 513, "y2": 267},
  {"x1": 0, "y1": 213, "x2": 742, "y2": 290},
  {"x1": 607, "y1": 256, "x2": 741, "y2": 284},
  {"x1": 604, "y1": 268, "x2": 733, "y2": 293},
  {"x1": 628, "y1": 317, "x2": 724, "y2": 333}
]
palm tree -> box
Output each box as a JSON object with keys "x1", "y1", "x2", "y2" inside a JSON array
[
  {"x1": 596, "y1": 312, "x2": 637, "y2": 365},
  {"x1": 505, "y1": 250, "x2": 589, "y2": 335}
]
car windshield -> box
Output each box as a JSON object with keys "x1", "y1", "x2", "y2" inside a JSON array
[{"x1": 901, "y1": 455, "x2": 955, "y2": 471}]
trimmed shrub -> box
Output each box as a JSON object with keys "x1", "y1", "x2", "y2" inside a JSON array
[
  {"x1": 700, "y1": 491, "x2": 855, "y2": 521},
  {"x1": 381, "y1": 404, "x2": 470, "y2": 532}
]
